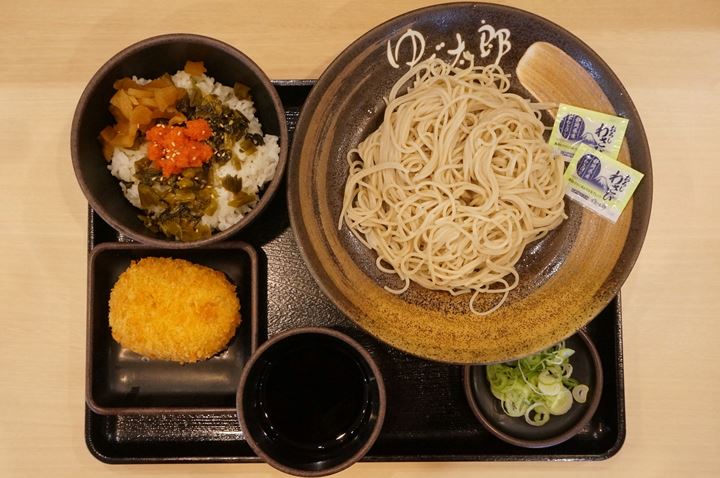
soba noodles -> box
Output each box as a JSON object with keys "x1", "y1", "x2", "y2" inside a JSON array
[{"x1": 339, "y1": 57, "x2": 566, "y2": 315}]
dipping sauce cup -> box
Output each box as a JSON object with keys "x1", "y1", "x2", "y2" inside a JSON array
[{"x1": 237, "y1": 327, "x2": 385, "y2": 476}]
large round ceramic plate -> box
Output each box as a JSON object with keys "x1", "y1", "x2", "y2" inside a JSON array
[{"x1": 287, "y1": 3, "x2": 652, "y2": 364}]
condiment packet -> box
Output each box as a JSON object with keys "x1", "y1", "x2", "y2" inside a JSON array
[
  {"x1": 563, "y1": 144, "x2": 644, "y2": 223},
  {"x1": 549, "y1": 104, "x2": 628, "y2": 161}
]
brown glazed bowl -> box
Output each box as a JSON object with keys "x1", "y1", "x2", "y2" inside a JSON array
[
  {"x1": 287, "y1": 3, "x2": 652, "y2": 364},
  {"x1": 72, "y1": 33, "x2": 287, "y2": 248},
  {"x1": 237, "y1": 327, "x2": 386, "y2": 476},
  {"x1": 463, "y1": 329, "x2": 603, "y2": 448}
]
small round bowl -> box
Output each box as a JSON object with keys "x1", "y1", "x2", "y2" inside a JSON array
[
  {"x1": 463, "y1": 329, "x2": 603, "y2": 448},
  {"x1": 71, "y1": 33, "x2": 287, "y2": 248},
  {"x1": 237, "y1": 327, "x2": 386, "y2": 476}
]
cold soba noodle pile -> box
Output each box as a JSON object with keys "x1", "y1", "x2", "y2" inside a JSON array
[{"x1": 339, "y1": 57, "x2": 566, "y2": 315}]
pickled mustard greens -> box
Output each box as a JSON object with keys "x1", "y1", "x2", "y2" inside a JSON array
[
  {"x1": 175, "y1": 84, "x2": 264, "y2": 167},
  {"x1": 486, "y1": 342, "x2": 589, "y2": 426},
  {"x1": 133, "y1": 158, "x2": 216, "y2": 241},
  {"x1": 220, "y1": 176, "x2": 255, "y2": 208}
]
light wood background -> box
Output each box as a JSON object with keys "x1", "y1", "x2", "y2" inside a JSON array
[{"x1": 1, "y1": 1, "x2": 718, "y2": 476}]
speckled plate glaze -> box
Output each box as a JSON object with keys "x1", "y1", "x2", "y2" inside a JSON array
[{"x1": 287, "y1": 3, "x2": 652, "y2": 364}]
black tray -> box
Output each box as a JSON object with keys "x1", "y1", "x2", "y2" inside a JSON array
[{"x1": 85, "y1": 81, "x2": 626, "y2": 463}]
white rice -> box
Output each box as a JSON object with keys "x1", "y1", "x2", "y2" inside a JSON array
[{"x1": 108, "y1": 70, "x2": 280, "y2": 232}]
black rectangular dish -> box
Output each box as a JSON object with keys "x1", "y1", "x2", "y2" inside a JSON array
[
  {"x1": 85, "y1": 81, "x2": 626, "y2": 463},
  {"x1": 86, "y1": 242, "x2": 259, "y2": 415}
]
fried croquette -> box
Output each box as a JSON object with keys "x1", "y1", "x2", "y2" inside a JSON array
[{"x1": 109, "y1": 257, "x2": 241, "y2": 363}]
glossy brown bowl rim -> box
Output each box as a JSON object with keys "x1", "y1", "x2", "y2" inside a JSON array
[
  {"x1": 462, "y1": 328, "x2": 603, "y2": 448},
  {"x1": 236, "y1": 327, "x2": 386, "y2": 476},
  {"x1": 71, "y1": 33, "x2": 288, "y2": 249},
  {"x1": 85, "y1": 241, "x2": 260, "y2": 415}
]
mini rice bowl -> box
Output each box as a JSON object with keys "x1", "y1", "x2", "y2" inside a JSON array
[
  {"x1": 108, "y1": 69, "x2": 280, "y2": 233},
  {"x1": 71, "y1": 34, "x2": 288, "y2": 248}
]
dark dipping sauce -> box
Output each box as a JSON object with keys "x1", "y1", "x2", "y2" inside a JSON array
[{"x1": 255, "y1": 337, "x2": 371, "y2": 452}]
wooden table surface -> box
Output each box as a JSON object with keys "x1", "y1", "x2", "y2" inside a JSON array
[{"x1": 1, "y1": 1, "x2": 718, "y2": 476}]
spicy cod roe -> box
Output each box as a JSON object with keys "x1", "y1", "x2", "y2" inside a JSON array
[{"x1": 146, "y1": 119, "x2": 215, "y2": 177}]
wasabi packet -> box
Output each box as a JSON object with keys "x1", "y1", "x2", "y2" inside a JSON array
[
  {"x1": 563, "y1": 144, "x2": 644, "y2": 223},
  {"x1": 549, "y1": 104, "x2": 629, "y2": 161}
]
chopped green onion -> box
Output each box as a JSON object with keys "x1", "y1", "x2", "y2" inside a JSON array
[
  {"x1": 572, "y1": 384, "x2": 589, "y2": 404},
  {"x1": 547, "y1": 388, "x2": 573, "y2": 415},
  {"x1": 525, "y1": 402, "x2": 550, "y2": 426},
  {"x1": 486, "y1": 341, "x2": 590, "y2": 426}
]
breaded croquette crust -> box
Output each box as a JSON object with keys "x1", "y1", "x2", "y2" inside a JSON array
[{"x1": 109, "y1": 257, "x2": 241, "y2": 363}]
